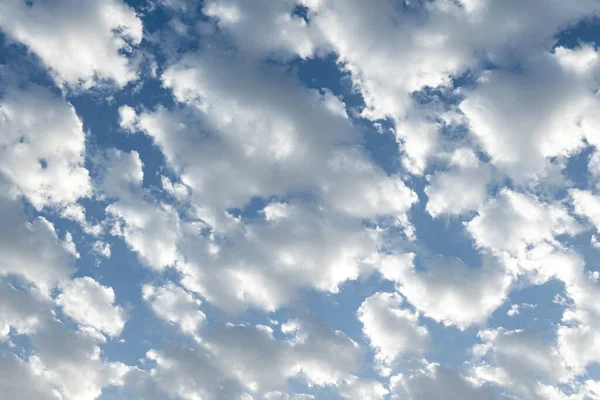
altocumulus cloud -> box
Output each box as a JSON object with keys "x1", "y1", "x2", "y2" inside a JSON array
[{"x1": 1, "y1": 0, "x2": 600, "y2": 399}]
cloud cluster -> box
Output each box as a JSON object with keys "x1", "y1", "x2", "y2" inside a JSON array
[{"x1": 2, "y1": 0, "x2": 600, "y2": 399}]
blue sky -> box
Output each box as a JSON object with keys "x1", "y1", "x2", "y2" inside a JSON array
[{"x1": 1, "y1": 1, "x2": 600, "y2": 399}]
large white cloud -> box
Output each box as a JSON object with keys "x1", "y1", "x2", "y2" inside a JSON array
[
  {"x1": 425, "y1": 148, "x2": 492, "y2": 217},
  {"x1": 472, "y1": 328, "x2": 573, "y2": 399},
  {"x1": 337, "y1": 376, "x2": 388, "y2": 400},
  {"x1": 0, "y1": 181, "x2": 75, "y2": 291},
  {"x1": 5, "y1": 1, "x2": 600, "y2": 399},
  {"x1": 108, "y1": 50, "x2": 417, "y2": 312},
  {"x1": 0, "y1": 352, "x2": 60, "y2": 400},
  {"x1": 0, "y1": 279, "x2": 129, "y2": 400},
  {"x1": 142, "y1": 316, "x2": 362, "y2": 398},
  {"x1": 135, "y1": 50, "x2": 416, "y2": 227},
  {"x1": 376, "y1": 254, "x2": 511, "y2": 329},
  {"x1": 357, "y1": 292, "x2": 429, "y2": 373},
  {"x1": 467, "y1": 189, "x2": 581, "y2": 260},
  {"x1": 460, "y1": 49, "x2": 600, "y2": 182},
  {"x1": 0, "y1": 0, "x2": 143, "y2": 87},
  {"x1": 179, "y1": 201, "x2": 386, "y2": 312},
  {"x1": 390, "y1": 362, "x2": 498, "y2": 400},
  {"x1": 193, "y1": 0, "x2": 600, "y2": 177},
  {"x1": 101, "y1": 150, "x2": 181, "y2": 270},
  {"x1": 0, "y1": 85, "x2": 90, "y2": 210},
  {"x1": 142, "y1": 282, "x2": 205, "y2": 336},
  {"x1": 203, "y1": 0, "x2": 322, "y2": 59},
  {"x1": 98, "y1": 150, "x2": 389, "y2": 311},
  {"x1": 56, "y1": 277, "x2": 126, "y2": 338}
]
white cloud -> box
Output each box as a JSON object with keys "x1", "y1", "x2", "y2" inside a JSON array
[
  {"x1": 144, "y1": 346, "x2": 249, "y2": 400},
  {"x1": 279, "y1": 316, "x2": 362, "y2": 386},
  {"x1": 0, "y1": 352, "x2": 60, "y2": 400},
  {"x1": 425, "y1": 148, "x2": 491, "y2": 217},
  {"x1": 298, "y1": 0, "x2": 470, "y2": 174},
  {"x1": 378, "y1": 254, "x2": 510, "y2": 329},
  {"x1": 0, "y1": 281, "x2": 47, "y2": 341},
  {"x1": 28, "y1": 317, "x2": 130, "y2": 400},
  {"x1": 179, "y1": 201, "x2": 383, "y2": 312},
  {"x1": 143, "y1": 49, "x2": 415, "y2": 226},
  {"x1": 555, "y1": 266, "x2": 600, "y2": 373},
  {"x1": 101, "y1": 150, "x2": 181, "y2": 270},
  {"x1": 572, "y1": 189, "x2": 600, "y2": 232},
  {"x1": 142, "y1": 282, "x2": 205, "y2": 336},
  {"x1": 357, "y1": 292, "x2": 429, "y2": 372},
  {"x1": 56, "y1": 277, "x2": 126, "y2": 338},
  {"x1": 99, "y1": 149, "x2": 394, "y2": 313},
  {"x1": 199, "y1": 0, "x2": 600, "y2": 178},
  {"x1": 0, "y1": 277, "x2": 129, "y2": 400},
  {"x1": 4, "y1": 2, "x2": 600, "y2": 399},
  {"x1": 118, "y1": 105, "x2": 139, "y2": 132},
  {"x1": 337, "y1": 375, "x2": 388, "y2": 400},
  {"x1": 0, "y1": 180, "x2": 74, "y2": 291},
  {"x1": 0, "y1": 85, "x2": 90, "y2": 210},
  {"x1": 588, "y1": 151, "x2": 600, "y2": 186},
  {"x1": 203, "y1": 0, "x2": 323, "y2": 59},
  {"x1": 117, "y1": 48, "x2": 418, "y2": 312},
  {"x1": 467, "y1": 190, "x2": 581, "y2": 258},
  {"x1": 0, "y1": 0, "x2": 143, "y2": 87},
  {"x1": 390, "y1": 362, "x2": 498, "y2": 400},
  {"x1": 145, "y1": 316, "x2": 362, "y2": 397},
  {"x1": 472, "y1": 328, "x2": 573, "y2": 399},
  {"x1": 558, "y1": 310, "x2": 600, "y2": 374},
  {"x1": 460, "y1": 49, "x2": 600, "y2": 182},
  {"x1": 319, "y1": 149, "x2": 417, "y2": 219}
]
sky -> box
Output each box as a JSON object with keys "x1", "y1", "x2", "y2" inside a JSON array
[{"x1": 1, "y1": 0, "x2": 600, "y2": 399}]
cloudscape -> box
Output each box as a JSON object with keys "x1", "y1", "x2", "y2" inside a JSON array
[{"x1": 1, "y1": 1, "x2": 600, "y2": 399}]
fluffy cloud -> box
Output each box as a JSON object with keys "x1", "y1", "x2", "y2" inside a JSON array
[
  {"x1": 554, "y1": 261, "x2": 600, "y2": 373},
  {"x1": 5, "y1": 1, "x2": 600, "y2": 399},
  {"x1": 0, "y1": 0, "x2": 142, "y2": 87},
  {"x1": 472, "y1": 328, "x2": 572, "y2": 399},
  {"x1": 460, "y1": 50, "x2": 600, "y2": 182},
  {"x1": 101, "y1": 151, "x2": 389, "y2": 311},
  {"x1": 0, "y1": 352, "x2": 60, "y2": 400},
  {"x1": 0, "y1": 85, "x2": 90, "y2": 210},
  {"x1": 467, "y1": 189, "x2": 581, "y2": 259},
  {"x1": 143, "y1": 316, "x2": 362, "y2": 397},
  {"x1": 196, "y1": 0, "x2": 600, "y2": 177},
  {"x1": 143, "y1": 346, "x2": 250, "y2": 400},
  {"x1": 0, "y1": 280, "x2": 129, "y2": 400},
  {"x1": 56, "y1": 277, "x2": 126, "y2": 338},
  {"x1": 357, "y1": 292, "x2": 429, "y2": 372},
  {"x1": 142, "y1": 282, "x2": 205, "y2": 336},
  {"x1": 377, "y1": 254, "x2": 510, "y2": 329},
  {"x1": 390, "y1": 362, "x2": 498, "y2": 400},
  {"x1": 179, "y1": 200, "x2": 385, "y2": 311},
  {"x1": 101, "y1": 150, "x2": 181, "y2": 270},
  {"x1": 137, "y1": 50, "x2": 416, "y2": 227},
  {"x1": 571, "y1": 189, "x2": 600, "y2": 232},
  {"x1": 337, "y1": 376, "x2": 388, "y2": 400},
  {"x1": 0, "y1": 181, "x2": 74, "y2": 291},
  {"x1": 203, "y1": 0, "x2": 322, "y2": 59},
  {"x1": 99, "y1": 150, "x2": 401, "y2": 314},
  {"x1": 0, "y1": 281, "x2": 47, "y2": 341},
  {"x1": 425, "y1": 148, "x2": 491, "y2": 217},
  {"x1": 113, "y1": 47, "x2": 418, "y2": 312},
  {"x1": 118, "y1": 105, "x2": 139, "y2": 132}
]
